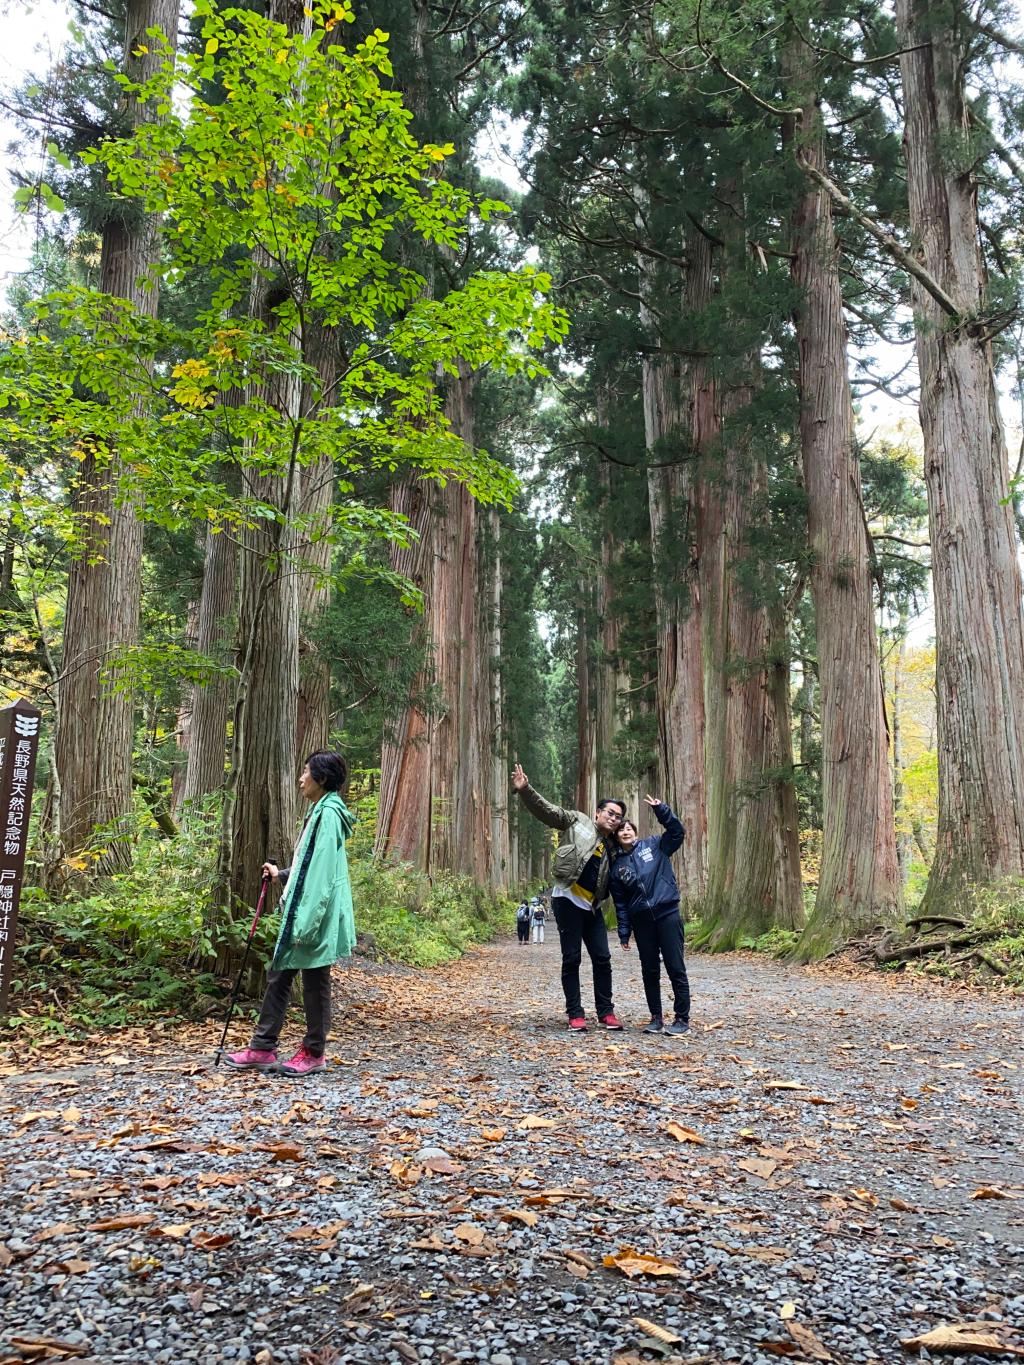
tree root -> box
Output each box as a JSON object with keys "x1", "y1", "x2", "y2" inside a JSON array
[
  {"x1": 906, "y1": 914, "x2": 967, "y2": 932},
  {"x1": 874, "y1": 929, "x2": 1001, "y2": 964}
]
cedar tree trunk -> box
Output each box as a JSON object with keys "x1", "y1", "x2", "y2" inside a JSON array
[
  {"x1": 787, "y1": 59, "x2": 902, "y2": 956},
  {"x1": 897, "y1": 0, "x2": 1024, "y2": 909},
  {"x1": 51, "y1": 0, "x2": 180, "y2": 865}
]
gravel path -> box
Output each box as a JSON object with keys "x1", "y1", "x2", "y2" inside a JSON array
[{"x1": 1, "y1": 939, "x2": 1022, "y2": 1365}]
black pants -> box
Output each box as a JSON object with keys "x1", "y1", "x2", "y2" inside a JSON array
[
  {"x1": 251, "y1": 965, "x2": 333, "y2": 1058},
  {"x1": 631, "y1": 910, "x2": 690, "y2": 1022},
  {"x1": 552, "y1": 897, "x2": 614, "y2": 1019},
  {"x1": 517, "y1": 920, "x2": 530, "y2": 942}
]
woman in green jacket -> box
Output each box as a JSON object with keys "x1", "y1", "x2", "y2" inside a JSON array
[{"x1": 225, "y1": 750, "x2": 356, "y2": 1078}]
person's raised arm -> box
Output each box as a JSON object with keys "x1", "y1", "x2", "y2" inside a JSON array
[
  {"x1": 511, "y1": 763, "x2": 573, "y2": 830},
  {"x1": 643, "y1": 794, "x2": 684, "y2": 857}
]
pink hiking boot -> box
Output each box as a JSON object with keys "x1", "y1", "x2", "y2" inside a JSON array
[
  {"x1": 277, "y1": 1046, "x2": 326, "y2": 1078},
  {"x1": 222, "y1": 1047, "x2": 277, "y2": 1071}
]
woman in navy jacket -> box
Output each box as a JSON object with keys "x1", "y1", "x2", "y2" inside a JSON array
[{"x1": 611, "y1": 796, "x2": 691, "y2": 1035}]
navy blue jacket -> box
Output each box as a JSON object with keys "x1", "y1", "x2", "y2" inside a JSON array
[{"x1": 610, "y1": 803, "x2": 685, "y2": 944}]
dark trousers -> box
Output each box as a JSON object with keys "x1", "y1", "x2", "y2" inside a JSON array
[
  {"x1": 251, "y1": 965, "x2": 333, "y2": 1058},
  {"x1": 517, "y1": 920, "x2": 530, "y2": 942},
  {"x1": 631, "y1": 910, "x2": 690, "y2": 1022},
  {"x1": 552, "y1": 897, "x2": 614, "y2": 1019}
]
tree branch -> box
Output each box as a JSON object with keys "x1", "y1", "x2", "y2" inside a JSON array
[{"x1": 798, "y1": 157, "x2": 962, "y2": 319}]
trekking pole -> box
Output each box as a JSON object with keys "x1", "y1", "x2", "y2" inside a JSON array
[{"x1": 214, "y1": 870, "x2": 272, "y2": 1065}]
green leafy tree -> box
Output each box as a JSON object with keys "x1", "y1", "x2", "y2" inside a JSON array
[{"x1": 0, "y1": 0, "x2": 566, "y2": 914}]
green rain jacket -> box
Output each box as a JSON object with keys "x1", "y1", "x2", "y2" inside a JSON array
[{"x1": 271, "y1": 792, "x2": 356, "y2": 971}]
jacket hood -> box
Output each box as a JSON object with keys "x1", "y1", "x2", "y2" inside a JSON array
[{"x1": 318, "y1": 790, "x2": 355, "y2": 838}]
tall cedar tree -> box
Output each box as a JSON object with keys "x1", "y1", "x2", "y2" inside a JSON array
[{"x1": 51, "y1": 0, "x2": 181, "y2": 868}]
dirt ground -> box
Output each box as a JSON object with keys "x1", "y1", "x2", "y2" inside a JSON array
[{"x1": 1, "y1": 937, "x2": 1022, "y2": 1365}]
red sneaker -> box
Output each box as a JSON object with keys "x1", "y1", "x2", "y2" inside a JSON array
[
  {"x1": 567, "y1": 1016, "x2": 588, "y2": 1032},
  {"x1": 222, "y1": 1047, "x2": 277, "y2": 1071},
  {"x1": 599, "y1": 1012, "x2": 624, "y2": 1031},
  {"x1": 277, "y1": 1046, "x2": 326, "y2": 1077}
]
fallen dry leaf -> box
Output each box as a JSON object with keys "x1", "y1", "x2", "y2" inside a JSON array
[
  {"x1": 889, "y1": 1197, "x2": 917, "y2": 1212},
  {"x1": 632, "y1": 1317, "x2": 683, "y2": 1346},
  {"x1": 517, "y1": 1114, "x2": 556, "y2": 1130},
  {"x1": 8, "y1": 1335, "x2": 89, "y2": 1360},
  {"x1": 453, "y1": 1222, "x2": 486, "y2": 1246},
  {"x1": 32, "y1": 1223, "x2": 78, "y2": 1243},
  {"x1": 900, "y1": 1322, "x2": 1024, "y2": 1356},
  {"x1": 779, "y1": 1302, "x2": 797, "y2": 1321},
  {"x1": 764, "y1": 1081, "x2": 808, "y2": 1092},
  {"x1": 87, "y1": 1213, "x2": 155, "y2": 1233},
  {"x1": 266, "y1": 1142, "x2": 302, "y2": 1163},
  {"x1": 737, "y1": 1157, "x2": 778, "y2": 1180},
  {"x1": 971, "y1": 1186, "x2": 1017, "y2": 1200},
  {"x1": 191, "y1": 1231, "x2": 234, "y2": 1251},
  {"x1": 57, "y1": 1260, "x2": 93, "y2": 1276},
  {"x1": 197, "y1": 1171, "x2": 248, "y2": 1189},
  {"x1": 389, "y1": 1160, "x2": 423, "y2": 1187},
  {"x1": 141, "y1": 1175, "x2": 181, "y2": 1191},
  {"x1": 422, "y1": 1155, "x2": 461, "y2": 1175},
  {"x1": 664, "y1": 1121, "x2": 705, "y2": 1144},
  {"x1": 850, "y1": 1187, "x2": 879, "y2": 1207},
  {"x1": 480, "y1": 1128, "x2": 506, "y2": 1141},
  {"x1": 603, "y1": 1246, "x2": 683, "y2": 1279},
  {"x1": 786, "y1": 1321, "x2": 833, "y2": 1361},
  {"x1": 500, "y1": 1209, "x2": 539, "y2": 1228},
  {"x1": 410, "y1": 1231, "x2": 446, "y2": 1252}
]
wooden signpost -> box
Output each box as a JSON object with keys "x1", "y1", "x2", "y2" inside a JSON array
[{"x1": 0, "y1": 699, "x2": 42, "y2": 1014}]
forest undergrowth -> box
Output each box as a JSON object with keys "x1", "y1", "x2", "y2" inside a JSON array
[
  {"x1": 9, "y1": 803, "x2": 1024, "y2": 1048},
  {"x1": 7, "y1": 795, "x2": 514, "y2": 1044},
  {"x1": 726, "y1": 885, "x2": 1024, "y2": 995}
]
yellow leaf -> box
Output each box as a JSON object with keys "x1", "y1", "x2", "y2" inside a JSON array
[
  {"x1": 205, "y1": 37, "x2": 218, "y2": 54},
  {"x1": 275, "y1": 47, "x2": 289, "y2": 64},
  {"x1": 779, "y1": 1303, "x2": 797, "y2": 1321}
]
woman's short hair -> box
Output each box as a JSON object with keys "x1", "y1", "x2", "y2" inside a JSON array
[
  {"x1": 306, "y1": 749, "x2": 349, "y2": 793},
  {"x1": 620, "y1": 820, "x2": 638, "y2": 837}
]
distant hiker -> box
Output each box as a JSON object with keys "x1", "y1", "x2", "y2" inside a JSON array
[
  {"x1": 511, "y1": 762, "x2": 625, "y2": 1032},
  {"x1": 224, "y1": 750, "x2": 356, "y2": 1078},
  {"x1": 531, "y1": 899, "x2": 546, "y2": 944},
  {"x1": 516, "y1": 900, "x2": 532, "y2": 944},
  {"x1": 611, "y1": 796, "x2": 691, "y2": 1036}
]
